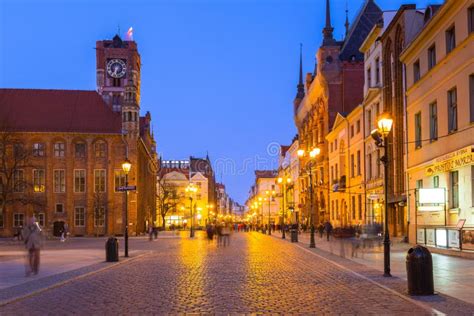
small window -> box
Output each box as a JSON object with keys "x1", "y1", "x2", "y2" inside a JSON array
[
  {"x1": 94, "y1": 169, "x2": 106, "y2": 193},
  {"x1": 446, "y1": 25, "x2": 456, "y2": 54},
  {"x1": 356, "y1": 120, "x2": 360, "y2": 134},
  {"x1": 13, "y1": 143, "x2": 24, "y2": 158},
  {"x1": 470, "y1": 74, "x2": 474, "y2": 123},
  {"x1": 56, "y1": 203, "x2": 64, "y2": 213},
  {"x1": 32, "y1": 143, "x2": 45, "y2": 157},
  {"x1": 433, "y1": 176, "x2": 439, "y2": 188},
  {"x1": 367, "y1": 67, "x2": 372, "y2": 88},
  {"x1": 350, "y1": 125, "x2": 354, "y2": 138},
  {"x1": 352, "y1": 196, "x2": 356, "y2": 220},
  {"x1": 54, "y1": 170, "x2": 66, "y2": 193},
  {"x1": 358, "y1": 195, "x2": 362, "y2": 220},
  {"x1": 357, "y1": 151, "x2": 361, "y2": 176},
  {"x1": 415, "y1": 112, "x2": 422, "y2": 148},
  {"x1": 375, "y1": 58, "x2": 380, "y2": 84},
  {"x1": 413, "y1": 60, "x2": 421, "y2": 82},
  {"x1": 94, "y1": 207, "x2": 105, "y2": 227},
  {"x1": 428, "y1": 44, "x2": 436, "y2": 70},
  {"x1": 429, "y1": 102, "x2": 438, "y2": 141},
  {"x1": 74, "y1": 170, "x2": 86, "y2": 193},
  {"x1": 33, "y1": 169, "x2": 45, "y2": 193},
  {"x1": 36, "y1": 213, "x2": 45, "y2": 227},
  {"x1": 75, "y1": 143, "x2": 86, "y2": 158},
  {"x1": 54, "y1": 142, "x2": 65, "y2": 157},
  {"x1": 416, "y1": 179, "x2": 423, "y2": 189},
  {"x1": 13, "y1": 169, "x2": 25, "y2": 193},
  {"x1": 0, "y1": 213, "x2": 4, "y2": 228},
  {"x1": 114, "y1": 170, "x2": 126, "y2": 192},
  {"x1": 350, "y1": 154, "x2": 355, "y2": 178},
  {"x1": 367, "y1": 153, "x2": 372, "y2": 180},
  {"x1": 450, "y1": 171, "x2": 459, "y2": 208},
  {"x1": 469, "y1": 6, "x2": 474, "y2": 34},
  {"x1": 74, "y1": 207, "x2": 85, "y2": 227},
  {"x1": 95, "y1": 142, "x2": 106, "y2": 158},
  {"x1": 13, "y1": 213, "x2": 24, "y2": 227},
  {"x1": 448, "y1": 87, "x2": 457, "y2": 133}
]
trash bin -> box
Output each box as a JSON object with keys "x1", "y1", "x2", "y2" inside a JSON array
[
  {"x1": 105, "y1": 237, "x2": 119, "y2": 262},
  {"x1": 291, "y1": 229, "x2": 298, "y2": 243},
  {"x1": 406, "y1": 245, "x2": 434, "y2": 295}
]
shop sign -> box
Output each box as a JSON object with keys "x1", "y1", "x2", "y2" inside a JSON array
[
  {"x1": 418, "y1": 188, "x2": 445, "y2": 204},
  {"x1": 426, "y1": 147, "x2": 474, "y2": 176},
  {"x1": 436, "y1": 229, "x2": 447, "y2": 247},
  {"x1": 448, "y1": 230, "x2": 460, "y2": 248},
  {"x1": 368, "y1": 194, "x2": 379, "y2": 200}
]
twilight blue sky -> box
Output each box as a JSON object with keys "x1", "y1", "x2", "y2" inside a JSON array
[{"x1": 0, "y1": 0, "x2": 442, "y2": 204}]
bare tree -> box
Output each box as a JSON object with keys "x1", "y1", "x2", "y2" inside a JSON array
[
  {"x1": 156, "y1": 177, "x2": 179, "y2": 229},
  {"x1": 91, "y1": 191, "x2": 108, "y2": 237},
  {"x1": 0, "y1": 126, "x2": 45, "y2": 222}
]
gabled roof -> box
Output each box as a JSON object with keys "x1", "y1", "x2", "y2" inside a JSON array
[
  {"x1": 0, "y1": 89, "x2": 122, "y2": 134},
  {"x1": 340, "y1": 0, "x2": 383, "y2": 62}
]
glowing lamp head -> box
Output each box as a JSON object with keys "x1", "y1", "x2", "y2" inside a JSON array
[
  {"x1": 122, "y1": 159, "x2": 132, "y2": 174},
  {"x1": 277, "y1": 177, "x2": 283, "y2": 184},
  {"x1": 377, "y1": 113, "x2": 393, "y2": 137},
  {"x1": 309, "y1": 148, "x2": 320, "y2": 158},
  {"x1": 287, "y1": 178, "x2": 292, "y2": 183},
  {"x1": 297, "y1": 149, "x2": 305, "y2": 157}
]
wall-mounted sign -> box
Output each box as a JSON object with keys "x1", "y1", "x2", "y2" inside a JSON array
[
  {"x1": 368, "y1": 194, "x2": 380, "y2": 200},
  {"x1": 456, "y1": 219, "x2": 466, "y2": 229},
  {"x1": 418, "y1": 188, "x2": 446, "y2": 204},
  {"x1": 425, "y1": 146, "x2": 473, "y2": 176}
]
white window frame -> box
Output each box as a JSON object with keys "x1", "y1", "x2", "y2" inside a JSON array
[
  {"x1": 53, "y1": 169, "x2": 66, "y2": 193},
  {"x1": 74, "y1": 169, "x2": 86, "y2": 193},
  {"x1": 13, "y1": 169, "x2": 25, "y2": 193},
  {"x1": 13, "y1": 213, "x2": 24, "y2": 227},
  {"x1": 74, "y1": 207, "x2": 85, "y2": 227},
  {"x1": 36, "y1": 213, "x2": 45, "y2": 227},
  {"x1": 55, "y1": 203, "x2": 64, "y2": 213},
  {"x1": 33, "y1": 169, "x2": 45, "y2": 193},
  {"x1": 94, "y1": 206, "x2": 105, "y2": 227},
  {"x1": 114, "y1": 169, "x2": 126, "y2": 192},
  {"x1": 54, "y1": 142, "x2": 65, "y2": 158},
  {"x1": 94, "y1": 169, "x2": 106, "y2": 193}
]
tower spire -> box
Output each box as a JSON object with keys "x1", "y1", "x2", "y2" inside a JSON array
[
  {"x1": 296, "y1": 43, "x2": 305, "y2": 100},
  {"x1": 322, "y1": 0, "x2": 335, "y2": 45},
  {"x1": 345, "y1": 2, "x2": 350, "y2": 37}
]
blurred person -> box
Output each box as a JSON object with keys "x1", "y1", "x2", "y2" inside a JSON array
[
  {"x1": 22, "y1": 217, "x2": 43, "y2": 276},
  {"x1": 324, "y1": 221, "x2": 333, "y2": 241}
]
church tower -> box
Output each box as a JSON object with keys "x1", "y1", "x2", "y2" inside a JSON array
[
  {"x1": 122, "y1": 73, "x2": 140, "y2": 138},
  {"x1": 96, "y1": 34, "x2": 141, "y2": 112}
]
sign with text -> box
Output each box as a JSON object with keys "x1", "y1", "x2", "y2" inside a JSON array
[
  {"x1": 425, "y1": 146, "x2": 474, "y2": 176},
  {"x1": 418, "y1": 188, "x2": 445, "y2": 205},
  {"x1": 117, "y1": 186, "x2": 137, "y2": 192}
]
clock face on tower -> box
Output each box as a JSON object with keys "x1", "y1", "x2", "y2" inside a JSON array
[{"x1": 106, "y1": 59, "x2": 127, "y2": 78}]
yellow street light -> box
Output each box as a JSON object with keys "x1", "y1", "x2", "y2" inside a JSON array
[
  {"x1": 377, "y1": 113, "x2": 393, "y2": 137},
  {"x1": 122, "y1": 158, "x2": 132, "y2": 174},
  {"x1": 297, "y1": 149, "x2": 305, "y2": 157}
]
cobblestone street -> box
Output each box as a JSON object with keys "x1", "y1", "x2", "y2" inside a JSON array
[{"x1": 1, "y1": 232, "x2": 473, "y2": 315}]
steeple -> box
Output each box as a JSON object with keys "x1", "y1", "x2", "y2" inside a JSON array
[
  {"x1": 345, "y1": 2, "x2": 350, "y2": 37},
  {"x1": 322, "y1": 0, "x2": 335, "y2": 45},
  {"x1": 296, "y1": 44, "x2": 305, "y2": 100}
]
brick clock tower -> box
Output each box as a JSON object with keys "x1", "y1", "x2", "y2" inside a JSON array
[{"x1": 96, "y1": 35, "x2": 141, "y2": 113}]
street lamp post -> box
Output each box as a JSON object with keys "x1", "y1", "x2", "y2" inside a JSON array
[
  {"x1": 206, "y1": 204, "x2": 214, "y2": 225},
  {"x1": 278, "y1": 176, "x2": 292, "y2": 239},
  {"x1": 298, "y1": 147, "x2": 320, "y2": 248},
  {"x1": 185, "y1": 183, "x2": 198, "y2": 238},
  {"x1": 265, "y1": 190, "x2": 275, "y2": 236},
  {"x1": 121, "y1": 158, "x2": 132, "y2": 257},
  {"x1": 372, "y1": 113, "x2": 393, "y2": 277}
]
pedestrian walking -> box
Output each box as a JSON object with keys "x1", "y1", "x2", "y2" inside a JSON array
[
  {"x1": 148, "y1": 225, "x2": 154, "y2": 241},
  {"x1": 318, "y1": 223, "x2": 324, "y2": 239},
  {"x1": 324, "y1": 221, "x2": 333, "y2": 241},
  {"x1": 22, "y1": 217, "x2": 42, "y2": 276}
]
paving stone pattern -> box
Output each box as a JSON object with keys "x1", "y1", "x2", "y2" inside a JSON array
[{"x1": 0, "y1": 232, "x2": 469, "y2": 315}]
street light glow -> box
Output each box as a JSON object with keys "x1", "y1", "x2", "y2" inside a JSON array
[{"x1": 377, "y1": 113, "x2": 393, "y2": 137}]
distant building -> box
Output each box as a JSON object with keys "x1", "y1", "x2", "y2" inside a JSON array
[
  {"x1": 246, "y1": 170, "x2": 280, "y2": 226},
  {"x1": 0, "y1": 34, "x2": 157, "y2": 237},
  {"x1": 294, "y1": 0, "x2": 382, "y2": 227}
]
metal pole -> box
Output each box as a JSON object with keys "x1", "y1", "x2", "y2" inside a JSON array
[
  {"x1": 124, "y1": 174, "x2": 129, "y2": 257},
  {"x1": 268, "y1": 197, "x2": 271, "y2": 236},
  {"x1": 309, "y1": 167, "x2": 315, "y2": 248},
  {"x1": 282, "y1": 182, "x2": 286, "y2": 239},
  {"x1": 383, "y1": 135, "x2": 391, "y2": 277},
  {"x1": 190, "y1": 197, "x2": 194, "y2": 238}
]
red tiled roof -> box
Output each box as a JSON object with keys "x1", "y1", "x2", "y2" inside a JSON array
[{"x1": 0, "y1": 89, "x2": 122, "y2": 134}]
